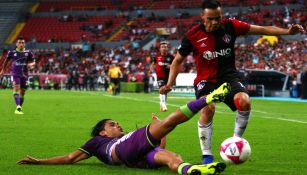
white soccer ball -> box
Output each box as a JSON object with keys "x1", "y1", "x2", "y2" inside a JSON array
[{"x1": 219, "y1": 137, "x2": 251, "y2": 164}]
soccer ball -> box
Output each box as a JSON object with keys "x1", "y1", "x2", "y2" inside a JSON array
[{"x1": 219, "y1": 137, "x2": 251, "y2": 164}]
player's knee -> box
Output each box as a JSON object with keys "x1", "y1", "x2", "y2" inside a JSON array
[
  {"x1": 201, "y1": 104, "x2": 215, "y2": 116},
  {"x1": 234, "y1": 93, "x2": 250, "y2": 111}
]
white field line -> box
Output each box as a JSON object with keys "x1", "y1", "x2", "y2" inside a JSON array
[{"x1": 75, "y1": 91, "x2": 307, "y2": 124}]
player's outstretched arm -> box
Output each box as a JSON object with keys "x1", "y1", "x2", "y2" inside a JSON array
[
  {"x1": 248, "y1": 24, "x2": 305, "y2": 35},
  {"x1": 159, "y1": 52, "x2": 185, "y2": 94},
  {"x1": 17, "y1": 150, "x2": 90, "y2": 165}
]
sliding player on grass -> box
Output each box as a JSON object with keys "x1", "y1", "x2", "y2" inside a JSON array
[{"x1": 18, "y1": 83, "x2": 230, "y2": 175}]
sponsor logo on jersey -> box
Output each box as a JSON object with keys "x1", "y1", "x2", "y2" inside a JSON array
[
  {"x1": 158, "y1": 62, "x2": 168, "y2": 66},
  {"x1": 200, "y1": 43, "x2": 207, "y2": 48},
  {"x1": 223, "y1": 34, "x2": 231, "y2": 43},
  {"x1": 14, "y1": 62, "x2": 27, "y2": 66},
  {"x1": 203, "y1": 48, "x2": 232, "y2": 60}
]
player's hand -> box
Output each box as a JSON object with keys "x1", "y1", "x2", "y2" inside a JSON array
[
  {"x1": 159, "y1": 85, "x2": 172, "y2": 94},
  {"x1": 27, "y1": 62, "x2": 36, "y2": 70},
  {"x1": 288, "y1": 24, "x2": 305, "y2": 35},
  {"x1": 17, "y1": 155, "x2": 41, "y2": 164}
]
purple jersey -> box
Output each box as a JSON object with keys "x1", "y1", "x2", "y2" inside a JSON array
[
  {"x1": 79, "y1": 126, "x2": 162, "y2": 168},
  {"x1": 6, "y1": 49, "x2": 34, "y2": 77},
  {"x1": 79, "y1": 136, "x2": 117, "y2": 164}
]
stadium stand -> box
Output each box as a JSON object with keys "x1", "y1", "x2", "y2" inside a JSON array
[
  {"x1": 36, "y1": 0, "x2": 151, "y2": 11},
  {"x1": 19, "y1": 16, "x2": 126, "y2": 42}
]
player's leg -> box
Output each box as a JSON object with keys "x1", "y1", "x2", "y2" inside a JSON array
[
  {"x1": 194, "y1": 81, "x2": 217, "y2": 164},
  {"x1": 111, "y1": 79, "x2": 116, "y2": 95},
  {"x1": 163, "y1": 78, "x2": 168, "y2": 111},
  {"x1": 157, "y1": 79, "x2": 167, "y2": 112},
  {"x1": 199, "y1": 105, "x2": 215, "y2": 164},
  {"x1": 113, "y1": 79, "x2": 118, "y2": 95},
  {"x1": 116, "y1": 79, "x2": 121, "y2": 95},
  {"x1": 19, "y1": 77, "x2": 28, "y2": 107},
  {"x1": 20, "y1": 89, "x2": 26, "y2": 107},
  {"x1": 12, "y1": 77, "x2": 23, "y2": 114},
  {"x1": 13, "y1": 84, "x2": 21, "y2": 107},
  {"x1": 149, "y1": 83, "x2": 230, "y2": 141},
  {"x1": 222, "y1": 82, "x2": 251, "y2": 137},
  {"x1": 152, "y1": 150, "x2": 226, "y2": 175},
  {"x1": 233, "y1": 92, "x2": 251, "y2": 137}
]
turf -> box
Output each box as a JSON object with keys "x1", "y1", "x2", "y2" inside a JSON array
[{"x1": 0, "y1": 90, "x2": 306, "y2": 175}]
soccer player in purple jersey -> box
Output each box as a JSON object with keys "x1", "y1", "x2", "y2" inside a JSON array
[
  {"x1": 17, "y1": 83, "x2": 230, "y2": 175},
  {"x1": 0, "y1": 37, "x2": 35, "y2": 115},
  {"x1": 160, "y1": 0, "x2": 305, "y2": 164}
]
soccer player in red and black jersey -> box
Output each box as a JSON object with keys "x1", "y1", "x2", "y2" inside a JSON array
[
  {"x1": 160, "y1": 0, "x2": 305, "y2": 164},
  {"x1": 150, "y1": 41, "x2": 174, "y2": 112}
]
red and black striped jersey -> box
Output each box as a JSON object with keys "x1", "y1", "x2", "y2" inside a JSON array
[{"x1": 178, "y1": 18, "x2": 250, "y2": 85}]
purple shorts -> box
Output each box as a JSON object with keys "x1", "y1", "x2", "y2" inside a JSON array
[
  {"x1": 12, "y1": 76, "x2": 28, "y2": 89},
  {"x1": 115, "y1": 125, "x2": 163, "y2": 168}
]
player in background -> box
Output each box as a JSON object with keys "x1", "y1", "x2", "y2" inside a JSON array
[
  {"x1": 160, "y1": 0, "x2": 305, "y2": 164},
  {"x1": 108, "y1": 63, "x2": 122, "y2": 95},
  {"x1": 150, "y1": 41, "x2": 174, "y2": 112},
  {"x1": 17, "y1": 83, "x2": 230, "y2": 175},
  {"x1": 0, "y1": 37, "x2": 36, "y2": 115}
]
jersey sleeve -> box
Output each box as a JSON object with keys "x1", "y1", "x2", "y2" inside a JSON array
[
  {"x1": 78, "y1": 139, "x2": 96, "y2": 157},
  {"x1": 178, "y1": 36, "x2": 193, "y2": 57},
  {"x1": 231, "y1": 19, "x2": 251, "y2": 36}
]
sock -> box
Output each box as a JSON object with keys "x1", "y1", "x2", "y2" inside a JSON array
[
  {"x1": 198, "y1": 121, "x2": 213, "y2": 156},
  {"x1": 20, "y1": 95, "x2": 24, "y2": 106},
  {"x1": 187, "y1": 98, "x2": 207, "y2": 113},
  {"x1": 13, "y1": 93, "x2": 21, "y2": 106},
  {"x1": 160, "y1": 94, "x2": 166, "y2": 104},
  {"x1": 178, "y1": 162, "x2": 193, "y2": 175},
  {"x1": 234, "y1": 110, "x2": 251, "y2": 137},
  {"x1": 180, "y1": 98, "x2": 208, "y2": 119}
]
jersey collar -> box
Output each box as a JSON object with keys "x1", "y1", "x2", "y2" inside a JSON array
[{"x1": 15, "y1": 48, "x2": 25, "y2": 52}]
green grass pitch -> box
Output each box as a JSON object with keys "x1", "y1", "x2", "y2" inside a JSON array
[{"x1": 0, "y1": 90, "x2": 306, "y2": 175}]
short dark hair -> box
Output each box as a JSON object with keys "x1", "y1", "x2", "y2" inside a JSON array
[
  {"x1": 91, "y1": 119, "x2": 111, "y2": 137},
  {"x1": 17, "y1": 36, "x2": 25, "y2": 41},
  {"x1": 202, "y1": 0, "x2": 221, "y2": 10},
  {"x1": 160, "y1": 41, "x2": 169, "y2": 45}
]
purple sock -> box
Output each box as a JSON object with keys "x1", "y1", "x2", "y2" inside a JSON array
[
  {"x1": 178, "y1": 162, "x2": 193, "y2": 175},
  {"x1": 13, "y1": 93, "x2": 21, "y2": 106},
  {"x1": 187, "y1": 98, "x2": 207, "y2": 114},
  {"x1": 182, "y1": 164, "x2": 192, "y2": 174}
]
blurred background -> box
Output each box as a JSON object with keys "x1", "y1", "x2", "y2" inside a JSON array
[{"x1": 0, "y1": 0, "x2": 306, "y2": 99}]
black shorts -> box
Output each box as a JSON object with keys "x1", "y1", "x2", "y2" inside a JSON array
[
  {"x1": 157, "y1": 78, "x2": 168, "y2": 88},
  {"x1": 194, "y1": 80, "x2": 248, "y2": 111},
  {"x1": 110, "y1": 78, "x2": 120, "y2": 86}
]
